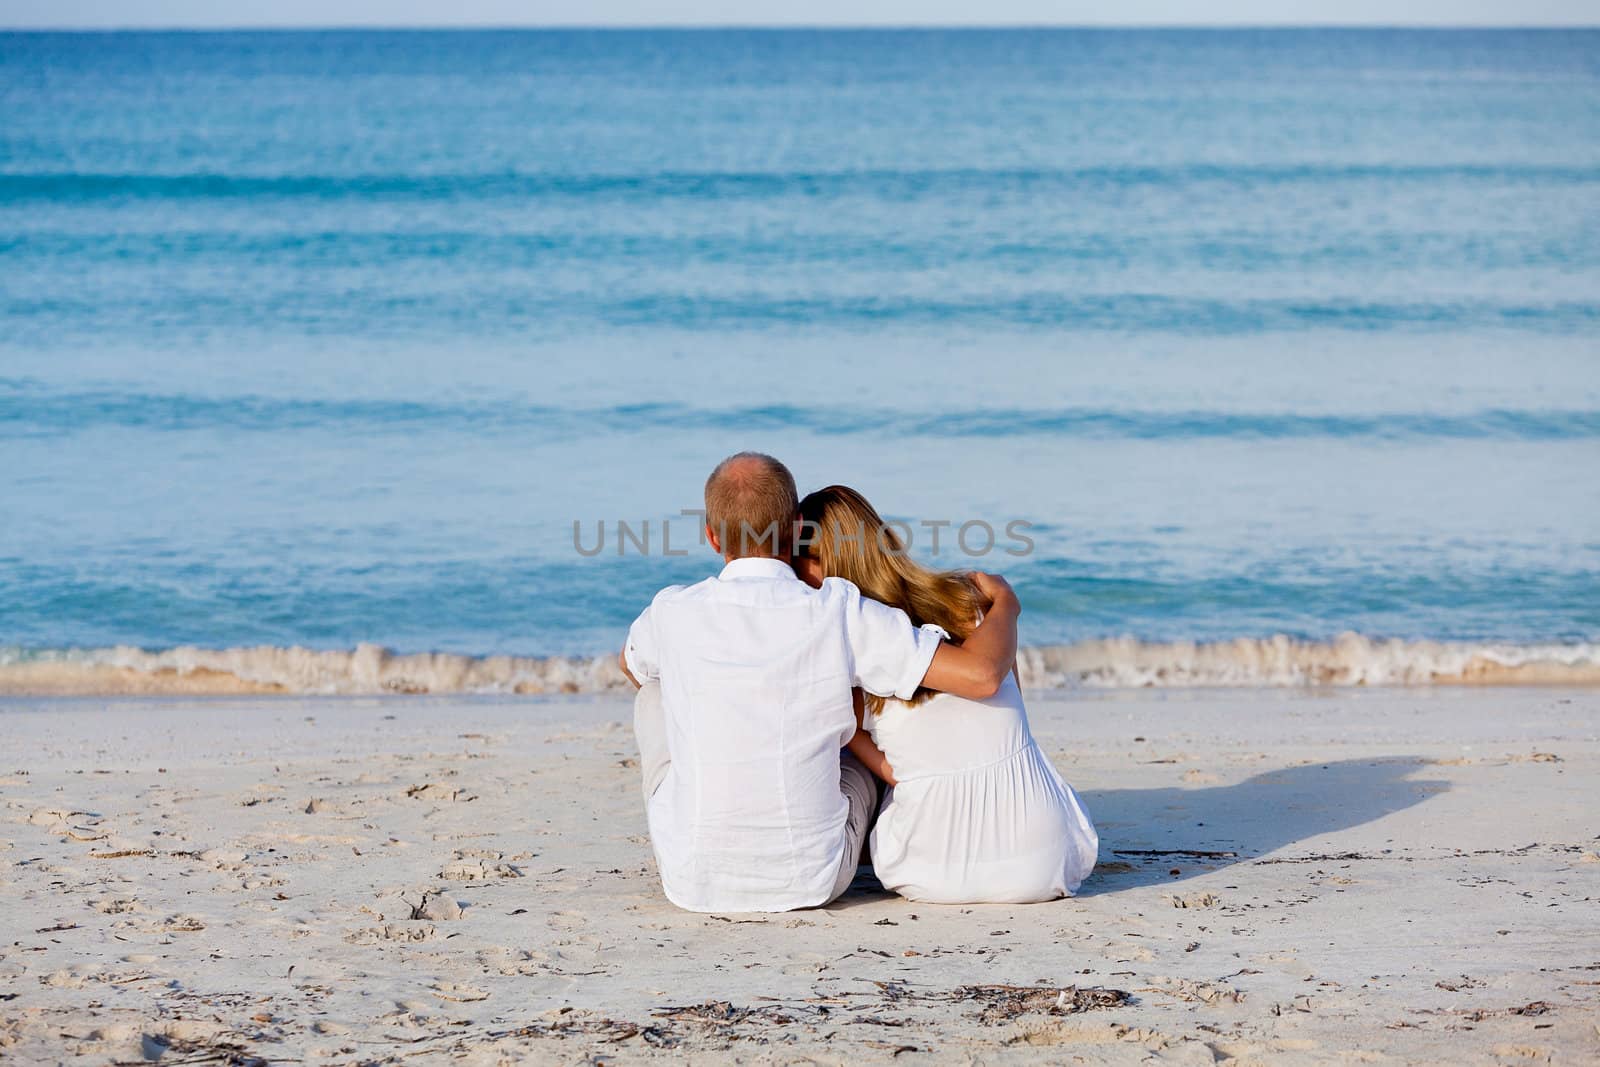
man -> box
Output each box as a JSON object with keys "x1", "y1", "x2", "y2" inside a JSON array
[{"x1": 620, "y1": 452, "x2": 1020, "y2": 912}]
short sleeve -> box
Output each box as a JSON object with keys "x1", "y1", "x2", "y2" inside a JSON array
[
  {"x1": 836, "y1": 579, "x2": 944, "y2": 700},
  {"x1": 624, "y1": 602, "x2": 662, "y2": 683}
]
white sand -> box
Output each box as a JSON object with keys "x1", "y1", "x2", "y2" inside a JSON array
[{"x1": 1, "y1": 688, "x2": 1597, "y2": 1064}]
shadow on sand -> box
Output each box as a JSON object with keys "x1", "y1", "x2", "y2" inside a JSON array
[
  {"x1": 1076, "y1": 756, "x2": 1448, "y2": 894},
  {"x1": 828, "y1": 756, "x2": 1447, "y2": 906}
]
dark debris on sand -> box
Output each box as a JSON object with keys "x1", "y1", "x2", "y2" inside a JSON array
[
  {"x1": 954, "y1": 984, "x2": 1133, "y2": 1026},
  {"x1": 868, "y1": 980, "x2": 1132, "y2": 1025},
  {"x1": 392, "y1": 984, "x2": 1132, "y2": 1058},
  {"x1": 113, "y1": 1036, "x2": 268, "y2": 1067},
  {"x1": 653, "y1": 1000, "x2": 798, "y2": 1027},
  {"x1": 485, "y1": 1016, "x2": 658, "y2": 1044}
]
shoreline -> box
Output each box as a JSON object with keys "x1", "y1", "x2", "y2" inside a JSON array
[
  {"x1": 4, "y1": 633, "x2": 1600, "y2": 696},
  {"x1": 2, "y1": 687, "x2": 1597, "y2": 1063}
]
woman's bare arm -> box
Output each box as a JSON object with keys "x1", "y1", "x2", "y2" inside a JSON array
[
  {"x1": 919, "y1": 572, "x2": 1019, "y2": 700},
  {"x1": 846, "y1": 688, "x2": 896, "y2": 786}
]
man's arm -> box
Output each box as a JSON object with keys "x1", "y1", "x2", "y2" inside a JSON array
[
  {"x1": 620, "y1": 601, "x2": 662, "y2": 690},
  {"x1": 919, "y1": 572, "x2": 1019, "y2": 701}
]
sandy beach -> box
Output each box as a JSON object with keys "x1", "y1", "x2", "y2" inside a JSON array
[{"x1": 1, "y1": 687, "x2": 1596, "y2": 1065}]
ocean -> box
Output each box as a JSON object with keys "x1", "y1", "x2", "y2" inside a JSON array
[{"x1": 2, "y1": 28, "x2": 1598, "y2": 692}]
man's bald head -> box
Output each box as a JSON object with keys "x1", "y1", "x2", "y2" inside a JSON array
[{"x1": 704, "y1": 452, "x2": 799, "y2": 560}]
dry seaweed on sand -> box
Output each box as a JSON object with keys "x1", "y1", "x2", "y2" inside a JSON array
[
  {"x1": 113, "y1": 1036, "x2": 268, "y2": 1067},
  {"x1": 652, "y1": 1000, "x2": 797, "y2": 1026},
  {"x1": 472, "y1": 1016, "x2": 667, "y2": 1046},
  {"x1": 395, "y1": 1002, "x2": 812, "y2": 1059},
  {"x1": 1461, "y1": 1001, "x2": 1554, "y2": 1022},
  {"x1": 858, "y1": 978, "x2": 1131, "y2": 1024},
  {"x1": 393, "y1": 1019, "x2": 661, "y2": 1059},
  {"x1": 953, "y1": 984, "x2": 1132, "y2": 1026}
]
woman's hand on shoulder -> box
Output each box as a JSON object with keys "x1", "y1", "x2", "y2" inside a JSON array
[{"x1": 967, "y1": 571, "x2": 1018, "y2": 613}]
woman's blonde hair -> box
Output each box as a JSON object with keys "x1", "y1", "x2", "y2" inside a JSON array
[{"x1": 796, "y1": 485, "x2": 983, "y2": 712}]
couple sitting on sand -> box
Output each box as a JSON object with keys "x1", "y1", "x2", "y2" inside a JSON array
[{"x1": 620, "y1": 452, "x2": 1098, "y2": 912}]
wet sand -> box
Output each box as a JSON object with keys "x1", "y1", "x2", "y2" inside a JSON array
[{"x1": 1, "y1": 688, "x2": 1596, "y2": 1064}]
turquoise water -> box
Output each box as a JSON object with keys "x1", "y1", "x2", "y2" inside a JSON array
[{"x1": 2, "y1": 29, "x2": 1598, "y2": 682}]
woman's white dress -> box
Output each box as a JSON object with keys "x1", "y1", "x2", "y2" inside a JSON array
[{"x1": 865, "y1": 672, "x2": 1098, "y2": 904}]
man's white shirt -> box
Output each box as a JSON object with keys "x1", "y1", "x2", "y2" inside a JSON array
[{"x1": 624, "y1": 556, "x2": 942, "y2": 912}]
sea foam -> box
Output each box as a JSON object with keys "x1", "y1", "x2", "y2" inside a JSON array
[{"x1": 2, "y1": 635, "x2": 1596, "y2": 696}]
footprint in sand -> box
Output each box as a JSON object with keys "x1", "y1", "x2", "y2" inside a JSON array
[
  {"x1": 1011, "y1": 1021, "x2": 1173, "y2": 1050},
  {"x1": 406, "y1": 782, "x2": 473, "y2": 803},
  {"x1": 91, "y1": 897, "x2": 138, "y2": 914},
  {"x1": 155, "y1": 1020, "x2": 228, "y2": 1042},
  {"x1": 382, "y1": 1001, "x2": 443, "y2": 1029},
  {"x1": 42, "y1": 965, "x2": 97, "y2": 988},
  {"x1": 780, "y1": 951, "x2": 833, "y2": 975},
  {"x1": 1099, "y1": 941, "x2": 1155, "y2": 962},
  {"x1": 440, "y1": 857, "x2": 523, "y2": 881},
  {"x1": 74, "y1": 1020, "x2": 141, "y2": 1051},
  {"x1": 1216, "y1": 1038, "x2": 1320, "y2": 1059},
  {"x1": 477, "y1": 946, "x2": 545, "y2": 976},
  {"x1": 28, "y1": 807, "x2": 107, "y2": 840},
  {"x1": 197, "y1": 848, "x2": 250, "y2": 870},
  {"x1": 432, "y1": 981, "x2": 491, "y2": 1003},
  {"x1": 240, "y1": 874, "x2": 286, "y2": 890},
  {"x1": 344, "y1": 923, "x2": 437, "y2": 944},
  {"x1": 1253, "y1": 952, "x2": 1316, "y2": 979},
  {"x1": 1142, "y1": 976, "x2": 1246, "y2": 1005},
  {"x1": 453, "y1": 846, "x2": 506, "y2": 859},
  {"x1": 27, "y1": 806, "x2": 97, "y2": 827},
  {"x1": 548, "y1": 938, "x2": 605, "y2": 967}
]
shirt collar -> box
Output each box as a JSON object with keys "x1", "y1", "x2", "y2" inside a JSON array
[{"x1": 718, "y1": 557, "x2": 798, "y2": 582}]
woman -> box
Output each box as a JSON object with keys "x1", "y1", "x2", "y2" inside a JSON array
[{"x1": 792, "y1": 485, "x2": 1098, "y2": 904}]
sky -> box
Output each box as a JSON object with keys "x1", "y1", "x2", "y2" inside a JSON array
[{"x1": 1, "y1": 1, "x2": 1596, "y2": 29}]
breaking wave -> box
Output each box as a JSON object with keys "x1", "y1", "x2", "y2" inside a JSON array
[{"x1": 2, "y1": 634, "x2": 1598, "y2": 696}]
